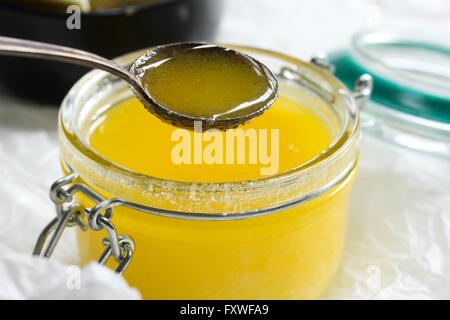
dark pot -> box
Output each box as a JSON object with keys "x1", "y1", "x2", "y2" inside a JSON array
[{"x1": 0, "y1": 0, "x2": 223, "y2": 104}]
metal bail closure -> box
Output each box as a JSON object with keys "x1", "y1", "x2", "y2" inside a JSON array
[{"x1": 33, "y1": 170, "x2": 135, "y2": 275}]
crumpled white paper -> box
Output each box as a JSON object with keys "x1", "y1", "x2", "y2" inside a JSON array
[{"x1": 0, "y1": 253, "x2": 140, "y2": 300}]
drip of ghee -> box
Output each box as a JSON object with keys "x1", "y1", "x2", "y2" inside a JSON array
[
  {"x1": 140, "y1": 45, "x2": 277, "y2": 120},
  {"x1": 90, "y1": 95, "x2": 333, "y2": 183}
]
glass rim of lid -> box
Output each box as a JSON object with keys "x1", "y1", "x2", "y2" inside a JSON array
[
  {"x1": 59, "y1": 45, "x2": 360, "y2": 216},
  {"x1": 330, "y1": 29, "x2": 450, "y2": 157}
]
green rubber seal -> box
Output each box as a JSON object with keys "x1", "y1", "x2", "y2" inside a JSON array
[{"x1": 329, "y1": 49, "x2": 450, "y2": 124}]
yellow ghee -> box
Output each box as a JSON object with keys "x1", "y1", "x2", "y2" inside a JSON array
[
  {"x1": 75, "y1": 93, "x2": 355, "y2": 299},
  {"x1": 140, "y1": 45, "x2": 276, "y2": 120}
]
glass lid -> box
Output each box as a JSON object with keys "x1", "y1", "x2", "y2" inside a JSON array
[{"x1": 330, "y1": 29, "x2": 450, "y2": 123}]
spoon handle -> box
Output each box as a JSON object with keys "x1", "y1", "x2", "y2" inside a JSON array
[{"x1": 0, "y1": 36, "x2": 140, "y2": 89}]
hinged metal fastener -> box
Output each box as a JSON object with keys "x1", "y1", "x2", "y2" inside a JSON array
[
  {"x1": 353, "y1": 74, "x2": 373, "y2": 110},
  {"x1": 310, "y1": 54, "x2": 373, "y2": 110},
  {"x1": 33, "y1": 170, "x2": 135, "y2": 275}
]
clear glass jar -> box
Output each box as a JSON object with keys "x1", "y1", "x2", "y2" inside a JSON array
[{"x1": 48, "y1": 46, "x2": 362, "y2": 299}]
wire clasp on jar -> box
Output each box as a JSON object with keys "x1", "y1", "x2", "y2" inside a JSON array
[{"x1": 33, "y1": 169, "x2": 135, "y2": 275}]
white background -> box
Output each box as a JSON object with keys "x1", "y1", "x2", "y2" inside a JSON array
[{"x1": 0, "y1": 0, "x2": 450, "y2": 299}]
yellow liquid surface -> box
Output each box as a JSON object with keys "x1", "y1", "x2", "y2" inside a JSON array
[
  {"x1": 141, "y1": 45, "x2": 276, "y2": 120},
  {"x1": 90, "y1": 96, "x2": 332, "y2": 182}
]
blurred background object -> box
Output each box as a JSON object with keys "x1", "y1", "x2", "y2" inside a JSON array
[{"x1": 0, "y1": 0, "x2": 222, "y2": 104}]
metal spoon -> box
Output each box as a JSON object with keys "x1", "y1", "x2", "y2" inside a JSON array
[{"x1": 0, "y1": 37, "x2": 278, "y2": 130}]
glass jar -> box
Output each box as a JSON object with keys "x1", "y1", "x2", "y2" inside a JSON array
[{"x1": 35, "y1": 46, "x2": 368, "y2": 299}]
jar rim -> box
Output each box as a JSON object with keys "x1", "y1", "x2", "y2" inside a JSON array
[{"x1": 59, "y1": 45, "x2": 360, "y2": 215}]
